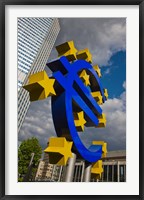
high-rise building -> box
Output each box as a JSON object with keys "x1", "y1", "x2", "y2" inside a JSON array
[{"x1": 18, "y1": 18, "x2": 60, "y2": 132}]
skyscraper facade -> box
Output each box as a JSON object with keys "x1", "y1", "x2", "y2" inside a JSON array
[{"x1": 18, "y1": 18, "x2": 60, "y2": 132}]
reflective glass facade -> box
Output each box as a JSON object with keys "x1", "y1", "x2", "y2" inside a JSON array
[{"x1": 18, "y1": 18, "x2": 60, "y2": 132}]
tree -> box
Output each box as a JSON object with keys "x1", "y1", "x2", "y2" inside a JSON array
[{"x1": 18, "y1": 137, "x2": 42, "y2": 182}]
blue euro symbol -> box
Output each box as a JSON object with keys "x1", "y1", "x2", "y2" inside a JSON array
[{"x1": 47, "y1": 56, "x2": 106, "y2": 163}]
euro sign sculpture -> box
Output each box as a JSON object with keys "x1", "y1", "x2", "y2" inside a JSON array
[{"x1": 23, "y1": 41, "x2": 108, "y2": 167}]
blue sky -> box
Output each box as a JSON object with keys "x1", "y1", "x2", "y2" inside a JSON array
[
  {"x1": 101, "y1": 50, "x2": 126, "y2": 99},
  {"x1": 19, "y1": 18, "x2": 126, "y2": 151}
]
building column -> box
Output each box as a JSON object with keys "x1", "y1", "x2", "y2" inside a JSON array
[
  {"x1": 83, "y1": 163, "x2": 92, "y2": 182},
  {"x1": 64, "y1": 153, "x2": 76, "y2": 182},
  {"x1": 112, "y1": 164, "x2": 114, "y2": 182},
  {"x1": 124, "y1": 164, "x2": 126, "y2": 181},
  {"x1": 107, "y1": 165, "x2": 109, "y2": 182},
  {"x1": 117, "y1": 161, "x2": 120, "y2": 182}
]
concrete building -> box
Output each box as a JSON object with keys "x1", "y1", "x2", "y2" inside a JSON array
[
  {"x1": 35, "y1": 150, "x2": 126, "y2": 182},
  {"x1": 100, "y1": 150, "x2": 126, "y2": 182},
  {"x1": 35, "y1": 153, "x2": 63, "y2": 182},
  {"x1": 18, "y1": 18, "x2": 60, "y2": 132}
]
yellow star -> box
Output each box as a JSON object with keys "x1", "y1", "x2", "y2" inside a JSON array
[
  {"x1": 95, "y1": 113, "x2": 106, "y2": 128},
  {"x1": 56, "y1": 40, "x2": 77, "y2": 62},
  {"x1": 91, "y1": 160, "x2": 103, "y2": 179},
  {"x1": 74, "y1": 111, "x2": 86, "y2": 132},
  {"x1": 91, "y1": 91, "x2": 103, "y2": 104},
  {"x1": 23, "y1": 71, "x2": 56, "y2": 101},
  {"x1": 104, "y1": 88, "x2": 108, "y2": 99},
  {"x1": 92, "y1": 141, "x2": 107, "y2": 158},
  {"x1": 44, "y1": 137, "x2": 73, "y2": 166},
  {"x1": 79, "y1": 70, "x2": 90, "y2": 86},
  {"x1": 76, "y1": 48, "x2": 92, "y2": 63},
  {"x1": 93, "y1": 65, "x2": 102, "y2": 77}
]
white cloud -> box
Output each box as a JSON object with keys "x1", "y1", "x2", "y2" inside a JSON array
[
  {"x1": 79, "y1": 86, "x2": 126, "y2": 151},
  {"x1": 123, "y1": 81, "x2": 126, "y2": 89},
  {"x1": 19, "y1": 98, "x2": 56, "y2": 149},
  {"x1": 49, "y1": 18, "x2": 126, "y2": 66},
  {"x1": 104, "y1": 68, "x2": 111, "y2": 75}
]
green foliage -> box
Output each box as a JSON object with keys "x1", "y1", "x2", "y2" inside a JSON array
[{"x1": 18, "y1": 137, "x2": 42, "y2": 182}]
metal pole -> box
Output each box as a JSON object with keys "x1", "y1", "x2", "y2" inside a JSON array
[
  {"x1": 29, "y1": 153, "x2": 35, "y2": 166},
  {"x1": 64, "y1": 153, "x2": 76, "y2": 182},
  {"x1": 83, "y1": 163, "x2": 92, "y2": 182},
  {"x1": 81, "y1": 161, "x2": 85, "y2": 182},
  {"x1": 58, "y1": 166, "x2": 63, "y2": 182},
  {"x1": 23, "y1": 152, "x2": 35, "y2": 182}
]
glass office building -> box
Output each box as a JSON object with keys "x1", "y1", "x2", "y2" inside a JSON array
[{"x1": 18, "y1": 18, "x2": 60, "y2": 132}]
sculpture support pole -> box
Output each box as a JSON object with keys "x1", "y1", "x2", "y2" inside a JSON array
[
  {"x1": 64, "y1": 153, "x2": 76, "y2": 182},
  {"x1": 83, "y1": 163, "x2": 92, "y2": 182}
]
